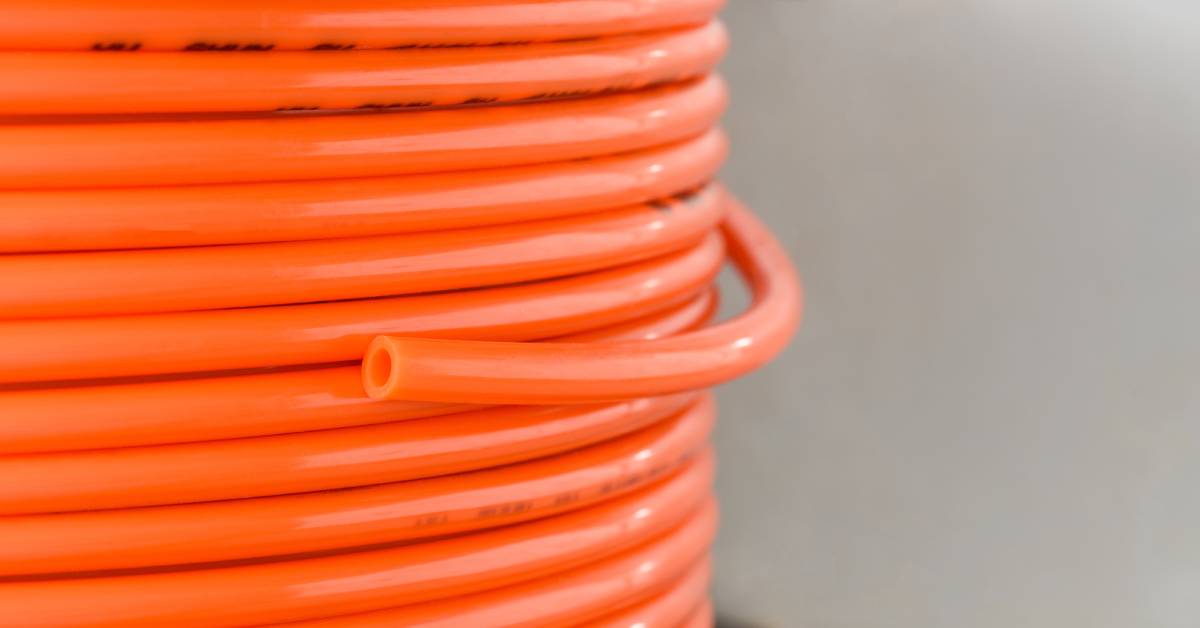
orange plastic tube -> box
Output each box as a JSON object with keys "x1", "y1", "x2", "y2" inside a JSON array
[
  {"x1": 553, "y1": 284, "x2": 718, "y2": 343},
  {"x1": 0, "y1": 0, "x2": 723, "y2": 52},
  {"x1": 0, "y1": 185, "x2": 724, "y2": 319},
  {"x1": 0, "y1": 287, "x2": 715, "y2": 453},
  {"x1": 0, "y1": 397, "x2": 712, "y2": 574},
  {"x1": 0, "y1": 287, "x2": 717, "y2": 453},
  {"x1": 0, "y1": 22, "x2": 725, "y2": 115},
  {"x1": 0, "y1": 234, "x2": 721, "y2": 384},
  {"x1": 364, "y1": 200, "x2": 801, "y2": 404},
  {"x1": 290, "y1": 530, "x2": 714, "y2": 627},
  {"x1": 0, "y1": 76, "x2": 724, "y2": 189},
  {"x1": 583, "y1": 557, "x2": 712, "y2": 628},
  {"x1": 0, "y1": 459, "x2": 714, "y2": 627},
  {"x1": 0, "y1": 393, "x2": 700, "y2": 514},
  {"x1": 0, "y1": 130, "x2": 725, "y2": 252}
]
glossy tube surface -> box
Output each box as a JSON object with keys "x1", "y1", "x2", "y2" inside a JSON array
[
  {"x1": 0, "y1": 130, "x2": 725, "y2": 252},
  {"x1": 0, "y1": 76, "x2": 725, "y2": 189},
  {"x1": 0, "y1": 461, "x2": 714, "y2": 627},
  {"x1": 290, "y1": 525, "x2": 715, "y2": 627},
  {"x1": 364, "y1": 200, "x2": 802, "y2": 404},
  {"x1": 0, "y1": 401, "x2": 712, "y2": 574},
  {"x1": 583, "y1": 559, "x2": 712, "y2": 628},
  {"x1": 0, "y1": 393, "x2": 699, "y2": 514},
  {"x1": 0, "y1": 186, "x2": 723, "y2": 318},
  {"x1": 0, "y1": 235, "x2": 722, "y2": 383},
  {"x1": 0, "y1": 288, "x2": 716, "y2": 453},
  {"x1": 0, "y1": 23, "x2": 725, "y2": 114},
  {"x1": 0, "y1": 0, "x2": 724, "y2": 51}
]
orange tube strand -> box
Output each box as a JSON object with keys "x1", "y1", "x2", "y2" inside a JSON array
[
  {"x1": 0, "y1": 130, "x2": 725, "y2": 252},
  {"x1": 0, "y1": 235, "x2": 722, "y2": 383},
  {"x1": 0, "y1": 461, "x2": 714, "y2": 627},
  {"x1": 0, "y1": 287, "x2": 717, "y2": 454},
  {"x1": 0, "y1": 393, "x2": 700, "y2": 514},
  {"x1": 289, "y1": 527, "x2": 715, "y2": 627},
  {"x1": 364, "y1": 200, "x2": 802, "y2": 404},
  {"x1": 0, "y1": 399, "x2": 712, "y2": 574},
  {"x1": 0, "y1": 0, "x2": 724, "y2": 52},
  {"x1": 0, "y1": 185, "x2": 723, "y2": 318},
  {"x1": 0, "y1": 75, "x2": 725, "y2": 189},
  {"x1": 583, "y1": 557, "x2": 712, "y2": 628},
  {"x1": 0, "y1": 22, "x2": 726, "y2": 115}
]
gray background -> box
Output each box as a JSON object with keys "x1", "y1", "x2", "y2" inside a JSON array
[{"x1": 713, "y1": 1, "x2": 1200, "y2": 626}]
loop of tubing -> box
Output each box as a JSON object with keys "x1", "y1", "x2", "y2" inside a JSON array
[
  {"x1": 583, "y1": 556, "x2": 712, "y2": 628},
  {"x1": 0, "y1": 233, "x2": 722, "y2": 384},
  {"x1": 0, "y1": 459, "x2": 715, "y2": 628},
  {"x1": 553, "y1": 284, "x2": 717, "y2": 343},
  {"x1": 0, "y1": 130, "x2": 725, "y2": 252},
  {"x1": 0, "y1": 75, "x2": 725, "y2": 189},
  {"x1": 0, "y1": 392, "x2": 700, "y2": 514},
  {"x1": 0, "y1": 0, "x2": 723, "y2": 52},
  {"x1": 0, "y1": 397, "x2": 712, "y2": 575},
  {"x1": 293, "y1": 553, "x2": 714, "y2": 628},
  {"x1": 0, "y1": 22, "x2": 725, "y2": 115},
  {"x1": 0, "y1": 184, "x2": 724, "y2": 319},
  {"x1": 0, "y1": 287, "x2": 717, "y2": 454},
  {"x1": 364, "y1": 199, "x2": 802, "y2": 404}
]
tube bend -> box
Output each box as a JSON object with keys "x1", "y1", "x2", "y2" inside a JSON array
[{"x1": 363, "y1": 199, "x2": 801, "y2": 404}]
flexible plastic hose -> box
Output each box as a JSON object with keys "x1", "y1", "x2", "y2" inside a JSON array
[
  {"x1": 0, "y1": 0, "x2": 723, "y2": 52},
  {"x1": 0, "y1": 287, "x2": 718, "y2": 452},
  {"x1": 582, "y1": 556, "x2": 713, "y2": 628},
  {"x1": 0, "y1": 75, "x2": 725, "y2": 188},
  {"x1": 363, "y1": 200, "x2": 798, "y2": 404},
  {"x1": 0, "y1": 462, "x2": 716, "y2": 626},
  {"x1": 290, "y1": 531, "x2": 715, "y2": 627},
  {"x1": 0, "y1": 22, "x2": 726, "y2": 115},
  {"x1": 0, "y1": 8, "x2": 799, "y2": 627},
  {"x1": 0, "y1": 130, "x2": 725, "y2": 251},
  {"x1": 0, "y1": 184, "x2": 724, "y2": 318},
  {"x1": 0, "y1": 397, "x2": 713, "y2": 574}
]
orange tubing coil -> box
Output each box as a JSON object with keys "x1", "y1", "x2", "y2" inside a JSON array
[{"x1": 0, "y1": 6, "x2": 799, "y2": 628}]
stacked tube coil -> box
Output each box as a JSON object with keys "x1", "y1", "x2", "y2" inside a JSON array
[{"x1": 0, "y1": 1, "x2": 801, "y2": 626}]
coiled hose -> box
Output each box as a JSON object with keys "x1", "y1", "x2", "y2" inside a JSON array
[{"x1": 0, "y1": 1, "x2": 801, "y2": 625}]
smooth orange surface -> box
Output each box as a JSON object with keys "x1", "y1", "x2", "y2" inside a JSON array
[
  {"x1": 0, "y1": 23, "x2": 725, "y2": 114},
  {"x1": 291, "y1": 531, "x2": 714, "y2": 627},
  {"x1": 0, "y1": 185, "x2": 724, "y2": 318},
  {"x1": 0, "y1": 460, "x2": 714, "y2": 627},
  {"x1": 0, "y1": 130, "x2": 725, "y2": 252},
  {"x1": 0, "y1": 234, "x2": 722, "y2": 384},
  {"x1": 0, "y1": 403, "x2": 711, "y2": 574},
  {"x1": 0, "y1": 288, "x2": 716, "y2": 453},
  {"x1": 0, "y1": 11, "x2": 802, "y2": 625},
  {"x1": 0, "y1": 76, "x2": 725, "y2": 189},
  {"x1": 364, "y1": 200, "x2": 802, "y2": 404},
  {"x1": 584, "y1": 558, "x2": 712, "y2": 627},
  {"x1": 554, "y1": 284, "x2": 718, "y2": 343},
  {"x1": 0, "y1": 0, "x2": 723, "y2": 51},
  {"x1": 0, "y1": 393, "x2": 699, "y2": 514}
]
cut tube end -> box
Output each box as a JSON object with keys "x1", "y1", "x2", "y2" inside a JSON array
[{"x1": 362, "y1": 336, "x2": 401, "y2": 399}]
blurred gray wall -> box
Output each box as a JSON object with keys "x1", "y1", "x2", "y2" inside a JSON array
[{"x1": 713, "y1": 2, "x2": 1200, "y2": 626}]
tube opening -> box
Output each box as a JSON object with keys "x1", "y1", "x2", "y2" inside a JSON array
[{"x1": 363, "y1": 339, "x2": 398, "y2": 399}]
